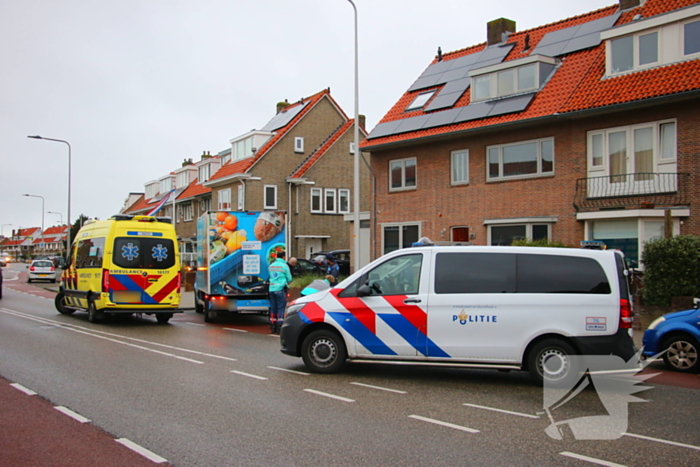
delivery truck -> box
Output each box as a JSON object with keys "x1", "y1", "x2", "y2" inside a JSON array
[{"x1": 194, "y1": 210, "x2": 286, "y2": 323}]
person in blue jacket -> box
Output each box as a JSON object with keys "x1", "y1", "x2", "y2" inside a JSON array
[
  {"x1": 268, "y1": 251, "x2": 292, "y2": 334},
  {"x1": 325, "y1": 254, "x2": 340, "y2": 280}
]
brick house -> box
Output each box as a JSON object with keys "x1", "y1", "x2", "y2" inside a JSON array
[
  {"x1": 361, "y1": 0, "x2": 700, "y2": 266},
  {"x1": 204, "y1": 89, "x2": 371, "y2": 267}
]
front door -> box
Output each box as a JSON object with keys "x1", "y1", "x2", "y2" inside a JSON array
[{"x1": 305, "y1": 239, "x2": 323, "y2": 259}]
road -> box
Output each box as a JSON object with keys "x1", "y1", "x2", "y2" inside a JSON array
[{"x1": 1, "y1": 263, "x2": 699, "y2": 466}]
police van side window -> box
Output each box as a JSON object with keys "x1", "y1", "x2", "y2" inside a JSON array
[
  {"x1": 517, "y1": 254, "x2": 611, "y2": 294},
  {"x1": 75, "y1": 237, "x2": 106, "y2": 269},
  {"x1": 339, "y1": 254, "x2": 422, "y2": 297},
  {"x1": 435, "y1": 253, "x2": 516, "y2": 294}
]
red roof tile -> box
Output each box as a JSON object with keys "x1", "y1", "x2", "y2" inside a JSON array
[
  {"x1": 363, "y1": 0, "x2": 700, "y2": 149},
  {"x1": 177, "y1": 177, "x2": 211, "y2": 201}
]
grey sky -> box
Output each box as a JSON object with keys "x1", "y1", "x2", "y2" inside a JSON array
[{"x1": 0, "y1": 0, "x2": 613, "y2": 234}]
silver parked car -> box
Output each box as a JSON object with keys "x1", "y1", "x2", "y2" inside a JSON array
[{"x1": 27, "y1": 259, "x2": 56, "y2": 283}]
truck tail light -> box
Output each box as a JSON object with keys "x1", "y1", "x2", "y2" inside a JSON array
[{"x1": 619, "y1": 299, "x2": 633, "y2": 329}]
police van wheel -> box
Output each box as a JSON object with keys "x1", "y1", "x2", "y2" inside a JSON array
[
  {"x1": 55, "y1": 291, "x2": 74, "y2": 315},
  {"x1": 156, "y1": 313, "x2": 173, "y2": 324},
  {"x1": 87, "y1": 301, "x2": 104, "y2": 324},
  {"x1": 527, "y1": 339, "x2": 577, "y2": 386},
  {"x1": 301, "y1": 329, "x2": 347, "y2": 374}
]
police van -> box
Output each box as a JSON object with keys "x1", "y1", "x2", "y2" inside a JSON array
[
  {"x1": 55, "y1": 215, "x2": 181, "y2": 324},
  {"x1": 280, "y1": 244, "x2": 636, "y2": 384}
]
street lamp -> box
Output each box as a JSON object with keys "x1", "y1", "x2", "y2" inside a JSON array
[
  {"x1": 28, "y1": 135, "x2": 71, "y2": 261},
  {"x1": 23, "y1": 194, "x2": 45, "y2": 257},
  {"x1": 347, "y1": 0, "x2": 361, "y2": 273},
  {"x1": 47, "y1": 211, "x2": 63, "y2": 225}
]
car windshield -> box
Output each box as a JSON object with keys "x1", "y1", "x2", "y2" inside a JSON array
[{"x1": 33, "y1": 261, "x2": 53, "y2": 268}]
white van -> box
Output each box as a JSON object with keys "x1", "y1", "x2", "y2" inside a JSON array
[{"x1": 280, "y1": 245, "x2": 636, "y2": 384}]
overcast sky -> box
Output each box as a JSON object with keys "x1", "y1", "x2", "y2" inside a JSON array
[{"x1": 0, "y1": 0, "x2": 614, "y2": 235}]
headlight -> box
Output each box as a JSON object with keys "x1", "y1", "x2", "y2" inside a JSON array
[
  {"x1": 647, "y1": 316, "x2": 665, "y2": 330},
  {"x1": 285, "y1": 303, "x2": 306, "y2": 318}
]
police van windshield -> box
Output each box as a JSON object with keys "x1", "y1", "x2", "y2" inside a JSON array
[{"x1": 113, "y1": 237, "x2": 176, "y2": 269}]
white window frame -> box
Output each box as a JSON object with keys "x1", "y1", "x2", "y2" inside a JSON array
[
  {"x1": 200, "y1": 198, "x2": 211, "y2": 213},
  {"x1": 338, "y1": 189, "x2": 350, "y2": 214},
  {"x1": 294, "y1": 136, "x2": 304, "y2": 153},
  {"x1": 389, "y1": 157, "x2": 417, "y2": 192},
  {"x1": 183, "y1": 203, "x2": 193, "y2": 221},
  {"x1": 310, "y1": 188, "x2": 322, "y2": 213},
  {"x1": 218, "y1": 188, "x2": 231, "y2": 211},
  {"x1": 485, "y1": 220, "x2": 554, "y2": 246},
  {"x1": 608, "y1": 29, "x2": 660, "y2": 75},
  {"x1": 381, "y1": 222, "x2": 421, "y2": 254},
  {"x1": 487, "y1": 137, "x2": 554, "y2": 181},
  {"x1": 683, "y1": 18, "x2": 700, "y2": 58},
  {"x1": 451, "y1": 149, "x2": 469, "y2": 185},
  {"x1": 198, "y1": 165, "x2": 211, "y2": 183},
  {"x1": 349, "y1": 142, "x2": 356, "y2": 154},
  {"x1": 237, "y1": 184, "x2": 245, "y2": 211},
  {"x1": 264, "y1": 185, "x2": 277, "y2": 209},
  {"x1": 406, "y1": 90, "x2": 436, "y2": 111},
  {"x1": 324, "y1": 189, "x2": 337, "y2": 214},
  {"x1": 470, "y1": 60, "x2": 543, "y2": 102}
]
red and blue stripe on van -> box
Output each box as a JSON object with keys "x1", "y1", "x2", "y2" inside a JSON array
[{"x1": 108, "y1": 273, "x2": 179, "y2": 304}]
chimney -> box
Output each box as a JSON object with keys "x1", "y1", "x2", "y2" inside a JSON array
[
  {"x1": 619, "y1": 0, "x2": 643, "y2": 10},
  {"x1": 276, "y1": 99, "x2": 290, "y2": 114},
  {"x1": 201, "y1": 151, "x2": 211, "y2": 160},
  {"x1": 359, "y1": 114, "x2": 366, "y2": 130},
  {"x1": 487, "y1": 18, "x2": 516, "y2": 46}
]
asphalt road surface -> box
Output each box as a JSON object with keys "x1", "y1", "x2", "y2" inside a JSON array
[{"x1": 1, "y1": 264, "x2": 699, "y2": 467}]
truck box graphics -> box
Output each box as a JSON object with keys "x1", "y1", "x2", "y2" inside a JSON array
[{"x1": 196, "y1": 211, "x2": 286, "y2": 314}]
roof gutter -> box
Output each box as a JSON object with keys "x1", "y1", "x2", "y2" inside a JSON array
[
  {"x1": 203, "y1": 173, "x2": 259, "y2": 188},
  {"x1": 362, "y1": 89, "x2": 700, "y2": 152}
]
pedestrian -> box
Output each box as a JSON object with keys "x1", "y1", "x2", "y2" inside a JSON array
[
  {"x1": 287, "y1": 257, "x2": 298, "y2": 276},
  {"x1": 325, "y1": 254, "x2": 340, "y2": 280},
  {"x1": 268, "y1": 250, "x2": 292, "y2": 334}
]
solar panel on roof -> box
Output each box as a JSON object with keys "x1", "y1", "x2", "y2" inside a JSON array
[
  {"x1": 424, "y1": 91, "x2": 464, "y2": 112},
  {"x1": 454, "y1": 102, "x2": 494, "y2": 123},
  {"x1": 423, "y1": 108, "x2": 462, "y2": 129},
  {"x1": 260, "y1": 101, "x2": 308, "y2": 132},
  {"x1": 394, "y1": 114, "x2": 432, "y2": 133},
  {"x1": 367, "y1": 120, "x2": 403, "y2": 139},
  {"x1": 487, "y1": 93, "x2": 535, "y2": 117},
  {"x1": 531, "y1": 12, "x2": 620, "y2": 57}
]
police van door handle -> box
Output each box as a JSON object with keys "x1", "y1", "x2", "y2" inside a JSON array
[{"x1": 404, "y1": 298, "x2": 421, "y2": 304}]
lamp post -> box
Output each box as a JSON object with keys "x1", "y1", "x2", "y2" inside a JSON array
[
  {"x1": 347, "y1": 0, "x2": 361, "y2": 273},
  {"x1": 23, "y1": 194, "x2": 45, "y2": 257},
  {"x1": 28, "y1": 136, "x2": 71, "y2": 261}
]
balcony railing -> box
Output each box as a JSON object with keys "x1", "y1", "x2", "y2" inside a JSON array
[{"x1": 574, "y1": 172, "x2": 691, "y2": 212}]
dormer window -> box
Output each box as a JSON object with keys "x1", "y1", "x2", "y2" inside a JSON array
[
  {"x1": 470, "y1": 55, "x2": 555, "y2": 102},
  {"x1": 406, "y1": 90, "x2": 436, "y2": 111},
  {"x1": 610, "y1": 31, "x2": 658, "y2": 74},
  {"x1": 685, "y1": 19, "x2": 700, "y2": 55}
]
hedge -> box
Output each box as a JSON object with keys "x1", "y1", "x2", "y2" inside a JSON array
[{"x1": 641, "y1": 235, "x2": 700, "y2": 306}]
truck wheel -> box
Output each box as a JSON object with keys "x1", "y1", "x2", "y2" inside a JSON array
[
  {"x1": 527, "y1": 339, "x2": 578, "y2": 386},
  {"x1": 87, "y1": 300, "x2": 104, "y2": 323},
  {"x1": 301, "y1": 329, "x2": 347, "y2": 374},
  {"x1": 55, "y1": 291, "x2": 74, "y2": 315},
  {"x1": 662, "y1": 336, "x2": 699, "y2": 373},
  {"x1": 195, "y1": 296, "x2": 204, "y2": 314},
  {"x1": 204, "y1": 308, "x2": 216, "y2": 323},
  {"x1": 156, "y1": 313, "x2": 173, "y2": 324}
]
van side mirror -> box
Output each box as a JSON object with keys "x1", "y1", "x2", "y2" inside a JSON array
[{"x1": 357, "y1": 284, "x2": 371, "y2": 297}]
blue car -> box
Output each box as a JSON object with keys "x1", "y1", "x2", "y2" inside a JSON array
[{"x1": 643, "y1": 308, "x2": 700, "y2": 373}]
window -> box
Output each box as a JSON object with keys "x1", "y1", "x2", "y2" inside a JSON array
[
  {"x1": 349, "y1": 142, "x2": 355, "y2": 154},
  {"x1": 383, "y1": 223, "x2": 420, "y2": 254},
  {"x1": 221, "y1": 152, "x2": 231, "y2": 164},
  {"x1": 487, "y1": 222, "x2": 551, "y2": 246},
  {"x1": 338, "y1": 189, "x2": 350, "y2": 213},
  {"x1": 113, "y1": 237, "x2": 175, "y2": 269},
  {"x1": 610, "y1": 31, "x2": 659, "y2": 75},
  {"x1": 451, "y1": 227, "x2": 470, "y2": 243},
  {"x1": 183, "y1": 203, "x2": 193, "y2": 221},
  {"x1": 75, "y1": 237, "x2": 105, "y2": 269},
  {"x1": 406, "y1": 91, "x2": 435, "y2": 111},
  {"x1": 237, "y1": 185, "x2": 245, "y2": 211},
  {"x1": 198, "y1": 165, "x2": 211, "y2": 183},
  {"x1": 295, "y1": 136, "x2": 304, "y2": 153},
  {"x1": 471, "y1": 62, "x2": 541, "y2": 101},
  {"x1": 611, "y1": 36, "x2": 634, "y2": 73},
  {"x1": 160, "y1": 177, "x2": 173, "y2": 194},
  {"x1": 474, "y1": 75, "x2": 491, "y2": 100},
  {"x1": 176, "y1": 171, "x2": 190, "y2": 189},
  {"x1": 362, "y1": 254, "x2": 423, "y2": 296},
  {"x1": 232, "y1": 137, "x2": 253, "y2": 161},
  {"x1": 324, "y1": 189, "x2": 336, "y2": 213},
  {"x1": 218, "y1": 188, "x2": 231, "y2": 210},
  {"x1": 264, "y1": 185, "x2": 277, "y2": 209},
  {"x1": 200, "y1": 198, "x2": 211, "y2": 213},
  {"x1": 684, "y1": 19, "x2": 700, "y2": 56},
  {"x1": 390, "y1": 157, "x2": 417, "y2": 191},
  {"x1": 487, "y1": 138, "x2": 554, "y2": 181},
  {"x1": 311, "y1": 188, "x2": 322, "y2": 213},
  {"x1": 451, "y1": 150, "x2": 469, "y2": 185}
]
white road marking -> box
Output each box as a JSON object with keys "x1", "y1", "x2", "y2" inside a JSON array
[
  {"x1": 231, "y1": 370, "x2": 268, "y2": 380},
  {"x1": 10, "y1": 383, "x2": 37, "y2": 395},
  {"x1": 184, "y1": 322, "x2": 206, "y2": 327},
  {"x1": 116, "y1": 438, "x2": 168, "y2": 464},
  {"x1": 350, "y1": 382, "x2": 407, "y2": 394},
  {"x1": 0, "y1": 308, "x2": 237, "y2": 363},
  {"x1": 267, "y1": 366, "x2": 310, "y2": 376},
  {"x1": 560, "y1": 452, "x2": 626, "y2": 467},
  {"x1": 304, "y1": 389, "x2": 355, "y2": 403},
  {"x1": 54, "y1": 406, "x2": 91, "y2": 423},
  {"x1": 224, "y1": 327, "x2": 248, "y2": 333},
  {"x1": 462, "y1": 403, "x2": 539, "y2": 419},
  {"x1": 267, "y1": 334, "x2": 280, "y2": 338},
  {"x1": 408, "y1": 415, "x2": 479, "y2": 433},
  {"x1": 624, "y1": 433, "x2": 700, "y2": 451}
]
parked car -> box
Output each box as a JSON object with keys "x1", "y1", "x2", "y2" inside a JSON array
[
  {"x1": 292, "y1": 258, "x2": 325, "y2": 277},
  {"x1": 310, "y1": 249, "x2": 350, "y2": 276},
  {"x1": 27, "y1": 259, "x2": 56, "y2": 283},
  {"x1": 642, "y1": 307, "x2": 700, "y2": 373}
]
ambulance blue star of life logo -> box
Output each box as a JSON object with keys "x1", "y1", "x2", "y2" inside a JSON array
[
  {"x1": 152, "y1": 244, "x2": 168, "y2": 262},
  {"x1": 121, "y1": 243, "x2": 139, "y2": 261}
]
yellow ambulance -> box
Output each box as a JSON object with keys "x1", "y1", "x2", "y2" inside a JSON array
[{"x1": 55, "y1": 215, "x2": 181, "y2": 324}]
